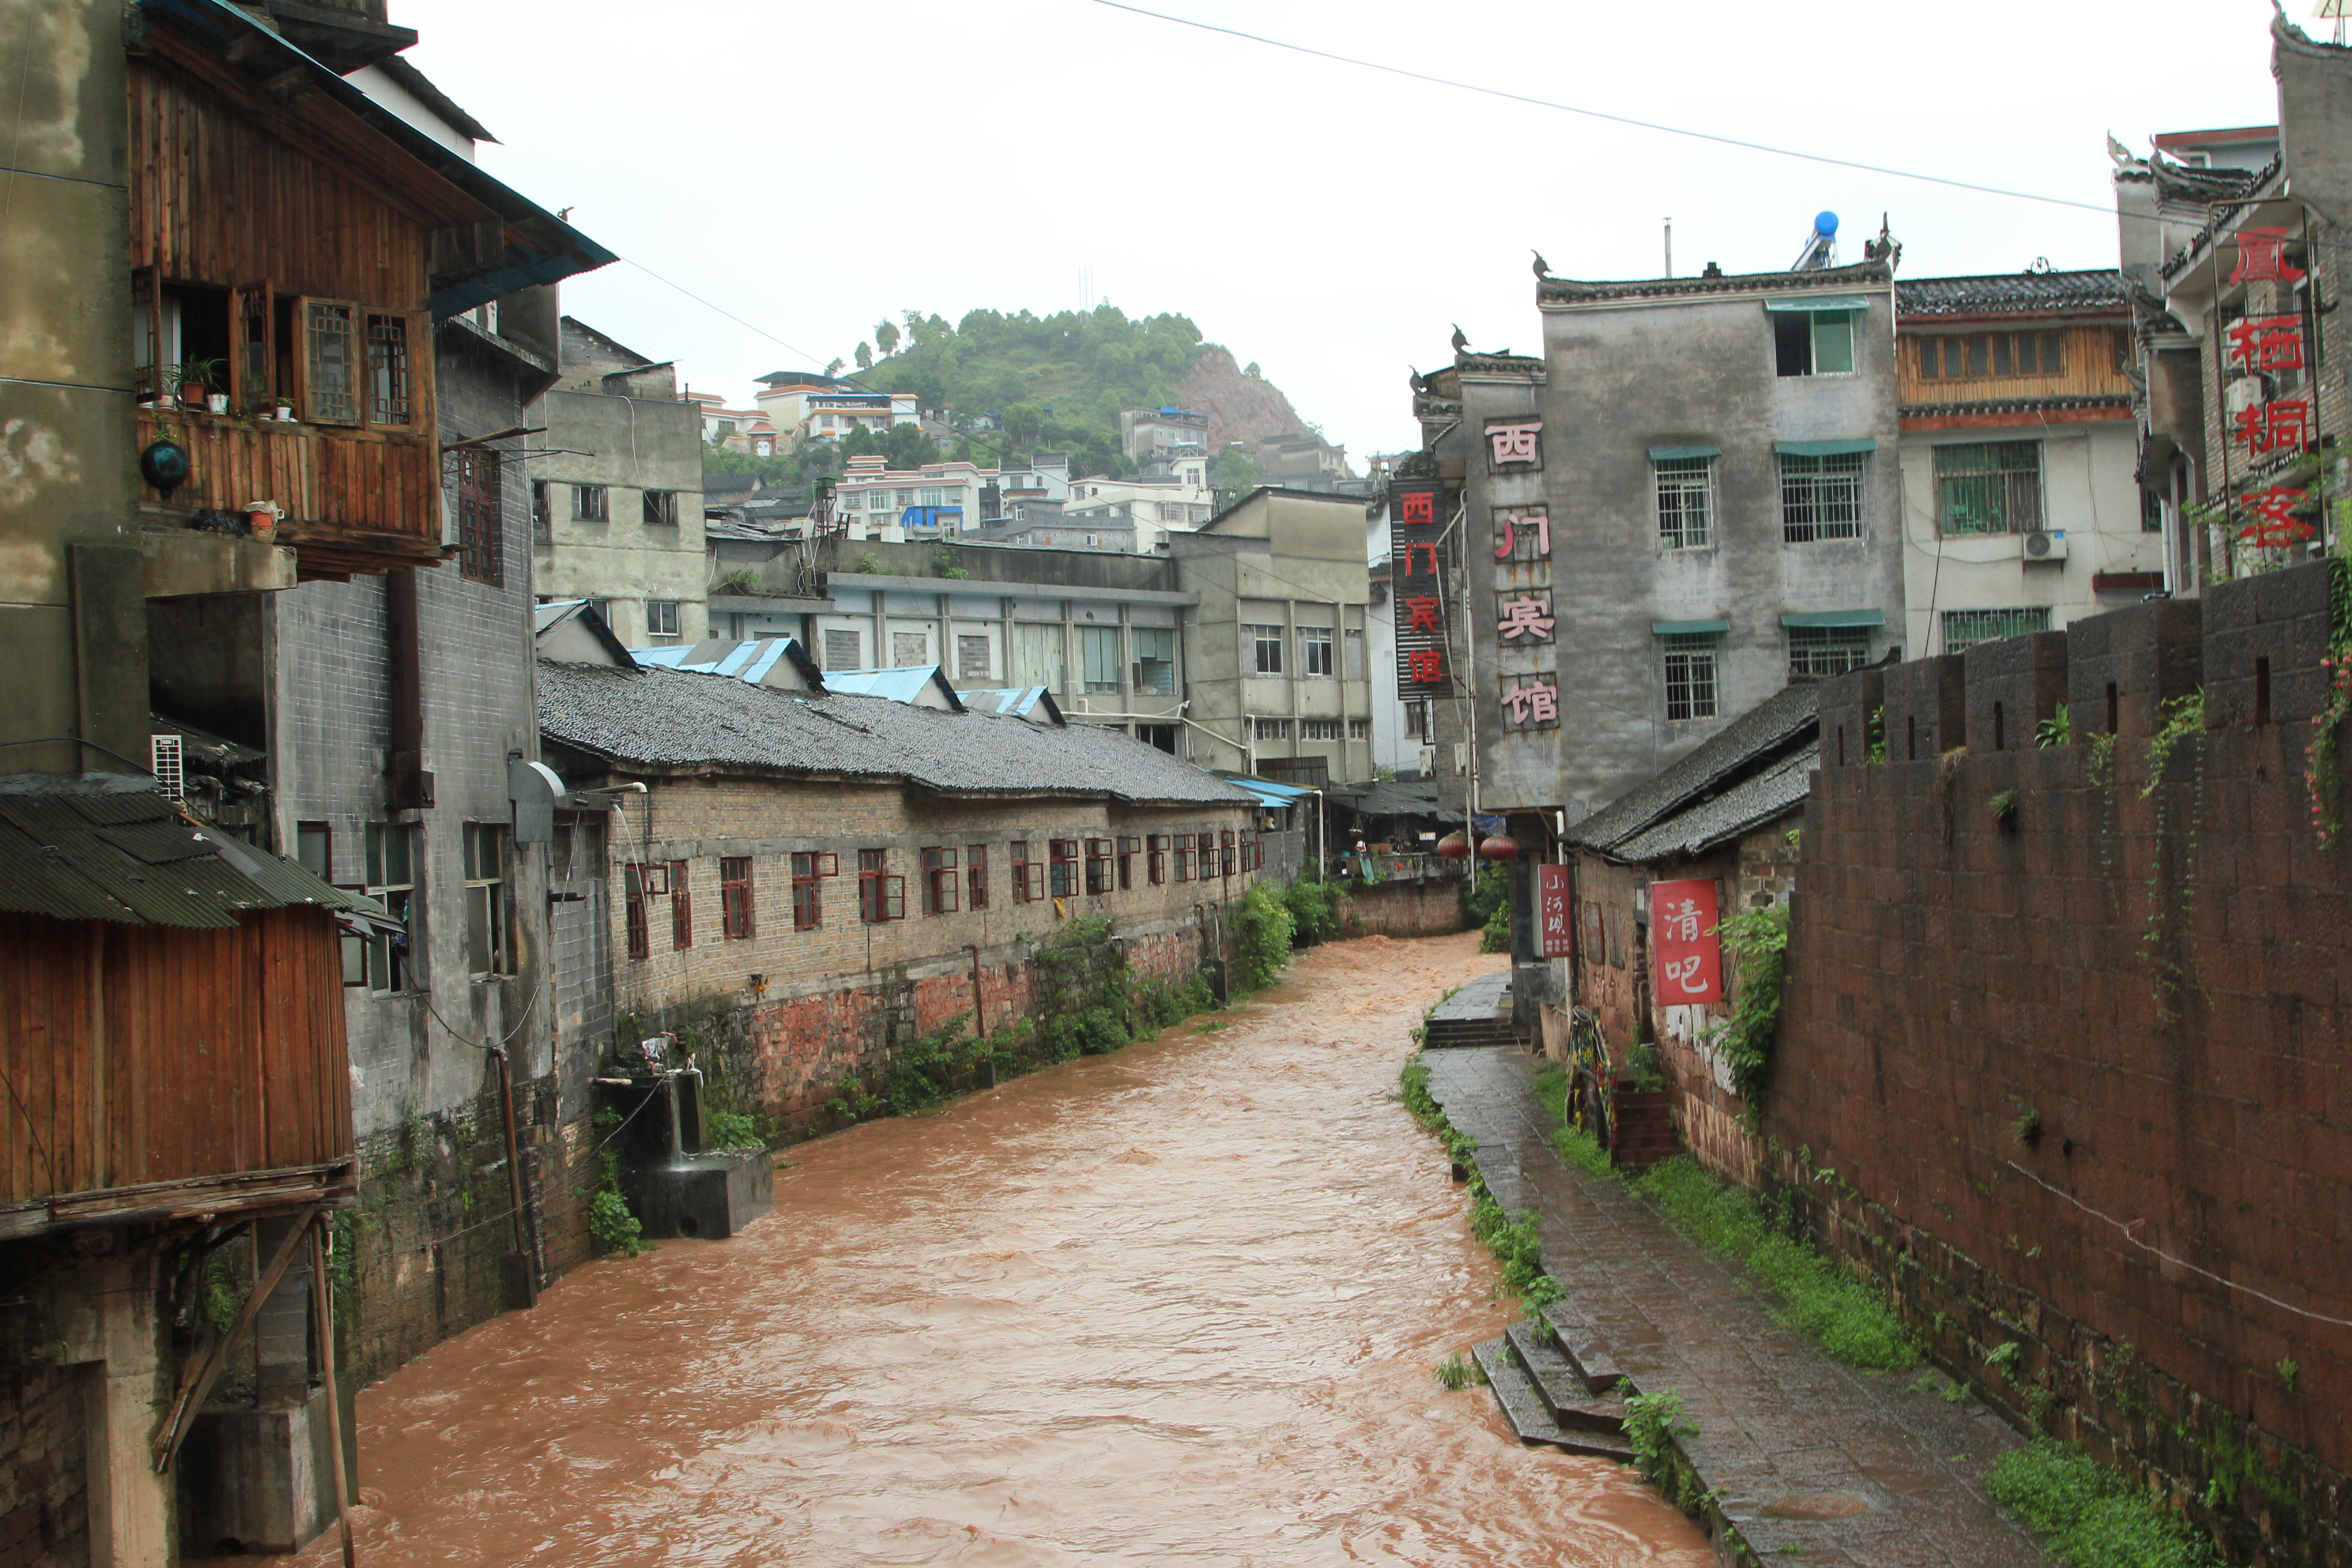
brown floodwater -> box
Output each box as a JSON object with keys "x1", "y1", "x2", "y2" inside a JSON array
[{"x1": 270, "y1": 932, "x2": 1711, "y2": 1567}]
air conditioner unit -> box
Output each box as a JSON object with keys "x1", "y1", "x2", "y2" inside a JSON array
[
  {"x1": 2022, "y1": 529, "x2": 2069, "y2": 562},
  {"x1": 1416, "y1": 746, "x2": 1438, "y2": 777}
]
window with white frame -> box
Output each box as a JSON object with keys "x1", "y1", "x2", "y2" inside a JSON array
[
  {"x1": 1661, "y1": 632, "x2": 1721, "y2": 722},
  {"x1": 361, "y1": 823, "x2": 415, "y2": 992},
  {"x1": 462, "y1": 822, "x2": 512, "y2": 977},
  {"x1": 647, "y1": 600, "x2": 679, "y2": 638},
  {"x1": 572, "y1": 484, "x2": 608, "y2": 521},
  {"x1": 1348, "y1": 718, "x2": 1370, "y2": 739},
  {"x1": 1301, "y1": 719, "x2": 1343, "y2": 741},
  {"x1": 1655, "y1": 457, "x2": 1714, "y2": 549},
  {"x1": 642, "y1": 490, "x2": 678, "y2": 527},
  {"x1": 1298, "y1": 625, "x2": 1335, "y2": 677},
  {"x1": 1253, "y1": 717, "x2": 1292, "y2": 740},
  {"x1": 1080, "y1": 625, "x2": 1121, "y2": 693},
  {"x1": 1786, "y1": 625, "x2": 1872, "y2": 682},
  {"x1": 1247, "y1": 624, "x2": 1285, "y2": 674},
  {"x1": 1779, "y1": 451, "x2": 1866, "y2": 542}
]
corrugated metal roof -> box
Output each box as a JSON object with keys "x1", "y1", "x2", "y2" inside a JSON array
[
  {"x1": 961, "y1": 687, "x2": 1060, "y2": 720},
  {"x1": 0, "y1": 782, "x2": 384, "y2": 928},
  {"x1": 817, "y1": 666, "x2": 964, "y2": 710},
  {"x1": 537, "y1": 664, "x2": 1254, "y2": 808}
]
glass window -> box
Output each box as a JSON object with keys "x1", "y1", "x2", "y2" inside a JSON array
[
  {"x1": 922, "y1": 846, "x2": 960, "y2": 914},
  {"x1": 1084, "y1": 838, "x2": 1113, "y2": 894},
  {"x1": 670, "y1": 860, "x2": 692, "y2": 949},
  {"x1": 1301, "y1": 719, "x2": 1343, "y2": 741},
  {"x1": 1080, "y1": 625, "x2": 1122, "y2": 693},
  {"x1": 572, "y1": 484, "x2": 608, "y2": 521},
  {"x1": 1299, "y1": 625, "x2": 1335, "y2": 677},
  {"x1": 647, "y1": 600, "x2": 679, "y2": 638},
  {"x1": 858, "y1": 848, "x2": 904, "y2": 922},
  {"x1": 457, "y1": 448, "x2": 502, "y2": 588},
  {"x1": 1661, "y1": 633, "x2": 1720, "y2": 722},
  {"x1": 1049, "y1": 839, "x2": 1079, "y2": 898},
  {"x1": 1941, "y1": 606, "x2": 2052, "y2": 653},
  {"x1": 304, "y1": 299, "x2": 358, "y2": 424},
  {"x1": 1011, "y1": 841, "x2": 1043, "y2": 902},
  {"x1": 721, "y1": 856, "x2": 755, "y2": 938},
  {"x1": 643, "y1": 490, "x2": 678, "y2": 527},
  {"x1": 364, "y1": 313, "x2": 410, "y2": 425},
  {"x1": 1779, "y1": 451, "x2": 1866, "y2": 542},
  {"x1": 1247, "y1": 623, "x2": 1285, "y2": 674},
  {"x1": 361, "y1": 823, "x2": 414, "y2": 992},
  {"x1": 1933, "y1": 442, "x2": 2042, "y2": 536},
  {"x1": 791, "y1": 851, "x2": 828, "y2": 930},
  {"x1": 966, "y1": 845, "x2": 988, "y2": 911},
  {"x1": 1349, "y1": 718, "x2": 1370, "y2": 739},
  {"x1": 1253, "y1": 717, "x2": 1292, "y2": 740},
  {"x1": 462, "y1": 822, "x2": 510, "y2": 977},
  {"x1": 1776, "y1": 309, "x2": 1854, "y2": 377},
  {"x1": 625, "y1": 862, "x2": 650, "y2": 962},
  {"x1": 1656, "y1": 457, "x2": 1714, "y2": 549},
  {"x1": 1132, "y1": 627, "x2": 1175, "y2": 694},
  {"x1": 1787, "y1": 625, "x2": 1872, "y2": 682},
  {"x1": 870, "y1": 490, "x2": 892, "y2": 510},
  {"x1": 1117, "y1": 835, "x2": 1139, "y2": 891},
  {"x1": 1147, "y1": 833, "x2": 1168, "y2": 885}
]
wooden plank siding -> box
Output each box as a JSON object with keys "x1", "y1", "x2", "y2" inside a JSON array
[
  {"x1": 0, "y1": 909, "x2": 351, "y2": 1207},
  {"x1": 135, "y1": 407, "x2": 441, "y2": 568},
  {"x1": 1897, "y1": 323, "x2": 2135, "y2": 408}
]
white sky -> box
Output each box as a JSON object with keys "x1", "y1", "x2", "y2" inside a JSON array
[{"x1": 396, "y1": 0, "x2": 2288, "y2": 461}]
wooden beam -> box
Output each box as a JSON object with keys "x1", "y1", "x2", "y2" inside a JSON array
[{"x1": 150, "y1": 1204, "x2": 321, "y2": 1473}]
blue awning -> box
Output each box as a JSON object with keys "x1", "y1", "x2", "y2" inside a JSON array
[
  {"x1": 1648, "y1": 444, "x2": 1720, "y2": 461},
  {"x1": 1652, "y1": 618, "x2": 1730, "y2": 636},
  {"x1": 1228, "y1": 777, "x2": 1315, "y2": 809},
  {"x1": 1776, "y1": 439, "x2": 1878, "y2": 458},
  {"x1": 1779, "y1": 609, "x2": 1886, "y2": 628}
]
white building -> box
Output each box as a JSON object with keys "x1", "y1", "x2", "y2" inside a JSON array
[
  {"x1": 834, "y1": 455, "x2": 1000, "y2": 542},
  {"x1": 1064, "y1": 473, "x2": 1218, "y2": 553}
]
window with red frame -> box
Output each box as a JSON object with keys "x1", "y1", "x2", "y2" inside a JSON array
[
  {"x1": 625, "y1": 864, "x2": 650, "y2": 960},
  {"x1": 1083, "y1": 838, "x2": 1113, "y2": 894},
  {"x1": 858, "y1": 848, "x2": 905, "y2": 922},
  {"x1": 721, "y1": 855, "x2": 755, "y2": 938},
  {"x1": 1174, "y1": 835, "x2": 1194, "y2": 881},
  {"x1": 922, "y1": 846, "x2": 960, "y2": 914},
  {"x1": 670, "y1": 860, "x2": 692, "y2": 949},
  {"x1": 1049, "y1": 838, "x2": 1079, "y2": 897},
  {"x1": 1147, "y1": 834, "x2": 1168, "y2": 885},
  {"x1": 967, "y1": 844, "x2": 989, "y2": 910},
  {"x1": 1011, "y1": 841, "x2": 1042, "y2": 902},
  {"x1": 791, "y1": 851, "x2": 835, "y2": 930},
  {"x1": 1220, "y1": 830, "x2": 1237, "y2": 878},
  {"x1": 1117, "y1": 836, "x2": 1139, "y2": 890}
]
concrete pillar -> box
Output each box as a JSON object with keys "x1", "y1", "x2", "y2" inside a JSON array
[
  {"x1": 76, "y1": 1248, "x2": 172, "y2": 1568},
  {"x1": 249, "y1": 1216, "x2": 312, "y2": 1404}
]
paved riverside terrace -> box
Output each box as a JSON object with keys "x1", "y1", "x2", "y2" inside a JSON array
[{"x1": 1422, "y1": 1045, "x2": 2046, "y2": 1567}]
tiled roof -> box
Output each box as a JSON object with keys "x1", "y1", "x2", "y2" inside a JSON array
[
  {"x1": 0, "y1": 776, "x2": 381, "y2": 929},
  {"x1": 1539, "y1": 259, "x2": 1892, "y2": 308},
  {"x1": 1567, "y1": 683, "x2": 1819, "y2": 858},
  {"x1": 1610, "y1": 745, "x2": 1818, "y2": 864},
  {"x1": 536, "y1": 663, "x2": 1256, "y2": 806},
  {"x1": 1897, "y1": 270, "x2": 2129, "y2": 317}
]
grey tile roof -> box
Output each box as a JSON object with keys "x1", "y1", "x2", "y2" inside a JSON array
[
  {"x1": 1539, "y1": 259, "x2": 1893, "y2": 307},
  {"x1": 1567, "y1": 683, "x2": 1818, "y2": 858},
  {"x1": 0, "y1": 777, "x2": 378, "y2": 928},
  {"x1": 536, "y1": 662, "x2": 1256, "y2": 806},
  {"x1": 1897, "y1": 270, "x2": 2129, "y2": 317},
  {"x1": 1609, "y1": 745, "x2": 1817, "y2": 864}
]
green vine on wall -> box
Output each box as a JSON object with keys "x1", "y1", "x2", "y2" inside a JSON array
[
  {"x1": 2140, "y1": 691, "x2": 2208, "y2": 1019},
  {"x1": 2306, "y1": 557, "x2": 2352, "y2": 843},
  {"x1": 1708, "y1": 905, "x2": 1789, "y2": 1120}
]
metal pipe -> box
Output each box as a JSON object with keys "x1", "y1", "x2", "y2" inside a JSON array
[{"x1": 309, "y1": 1219, "x2": 357, "y2": 1568}]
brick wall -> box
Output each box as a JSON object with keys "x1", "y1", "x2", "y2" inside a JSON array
[
  {"x1": 1781, "y1": 561, "x2": 2349, "y2": 1567},
  {"x1": 1343, "y1": 872, "x2": 1467, "y2": 937},
  {"x1": 0, "y1": 1365, "x2": 85, "y2": 1568}
]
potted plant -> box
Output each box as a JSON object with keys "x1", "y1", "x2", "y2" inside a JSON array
[
  {"x1": 272, "y1": 396, "x2": 295, "y2": 422},
  {"x1": 176, "y1": 357, "x2": 225, "y2": 410}
]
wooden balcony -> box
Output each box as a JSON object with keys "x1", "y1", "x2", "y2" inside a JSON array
[{"x1": 137, "y1": 406, "x2": 446, "y2": 581}]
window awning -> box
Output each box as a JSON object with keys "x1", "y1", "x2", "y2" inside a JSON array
[
  {"x1": 1652, "y1": 618, "x2": 1730, "y2": 636},
  {"x1": 1762, "y1": 296, "x2": 1872, "y2": 313},
  {"x1": 1648, "y1": 444, "x2": 1720, "y2": 461},
  {"x1": 1776, "y1": 438, "x2": 1877, "y2": 458},
  {"x1": 1779, "y1": 609, "x2": 1885, "y2": 628}
]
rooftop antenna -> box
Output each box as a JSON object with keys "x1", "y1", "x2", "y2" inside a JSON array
[
  {"x1": 2322, "y1": 0, "x2": 2349, "y2": 45},
  {"x1": 1664, "y1": 216, "x2": 1673, "y2": 278},
  {"x1": 1791, "y1": 210, "x2": 1839, "y2": 272},
  {"x1": 1078, "y1": 265, "x2": 1094, "y2": 314}
]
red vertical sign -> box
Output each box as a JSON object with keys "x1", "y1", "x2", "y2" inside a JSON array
[
  {"x1": 1537, "y1": 863, "x2": 1573, "y2": 958},
  {"x1": 1650, "y1": 879, "x2": 1722, "y2": 1004}
]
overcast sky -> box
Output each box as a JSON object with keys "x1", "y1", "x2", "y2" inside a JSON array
[{"x1": 398, "y1": 0, "x2": 2287, "y2": 462}]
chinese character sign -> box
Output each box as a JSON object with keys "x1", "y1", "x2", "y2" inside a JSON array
[
  {"x1": 1485, "y1": 416, "x2": 1543, "y2": 472},
  {"x1": 2230, "y1": 227, "x2": 2306, "y2": 287},
  {"x1": 2238, "y1": 483, "x2": 2316, "y2": 549},
  {"x1": 1497, "y1": 595, "x2": 1554, "y2": 642},
  {"x1": 1390, "y1": 480, "x2": 1452, "y2": 698},
  {"x1": 1537, "y1": 864, "x2": 1573, "y2": 958},
  {"x1": 1494, "y1": 506, "x2": 1552, "y2": 562},
  {"x1": 1650, "y1": 879, "x2": 1722, "y2": 1004},
  {"x1": 1499, "y1": 678, "x2": 1560, "y2": 729}
]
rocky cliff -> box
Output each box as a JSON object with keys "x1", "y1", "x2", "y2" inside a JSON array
[{"x1": 1175, "y1": 347, "x2": 1319, "y2": 453}]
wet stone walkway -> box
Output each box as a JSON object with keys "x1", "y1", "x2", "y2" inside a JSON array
[{"x1": 1422, "y1": 1046, "x2": 2042, "y2": 1567}]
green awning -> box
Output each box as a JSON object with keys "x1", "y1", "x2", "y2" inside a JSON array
[
  {"x1": 1648, "y1": 444, "x2": 1720, "y2": 461},
  {"x1": 1776, "y1": 438, "x2": 1877, "y2": 458},
  {"x1": 1779, "y1": 609, "x2": 1885, "y2": 628},
  {"x1": 1652, "y1": 618, "x2": 1729, "y2": 636},
  {"x1": 1762, "y1": 296, "x2": 1871, "y2": 313}
]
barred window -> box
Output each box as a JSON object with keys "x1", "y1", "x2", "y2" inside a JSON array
[
  {"x1": 1933, "y1": 441, "x2": 2042, "y2": 536},
  {"x1": 1779, "y1": 451, "x2": 1865, "y2": 542},
  {"x1": 1787, "y1": 625, "x2": 1872, "y2": 682},
  {"x1": 1662, "y1": 632, "x2": 1720, "y2": 722},
  {"x1": 1655, "y1": 457, "x2": 1714, "y2": 549},
  {"x1": 1941, "y1": 606, "x2": 2051, "y2": 654}
]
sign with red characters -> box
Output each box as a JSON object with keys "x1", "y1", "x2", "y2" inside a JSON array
[
  {"x1": 1650, "y1": 878, "x2": 1722, "y2": 1005},
  {"x1": 1391, "y1": 479, "x2": 1452, "y2": 698},
  {"x1": 1537, "y1": 864, "x2": 1573, "y2": 958}
]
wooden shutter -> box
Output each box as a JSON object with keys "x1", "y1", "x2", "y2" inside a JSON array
[
  {"x1": 294, "y1": 297, "x2": 359, "y2": 425},
  {"x1": 134, "y1": 266, "x2": 163, "y2": 397},
  {"x1": 230, "y1": 280, "x2": 273, "y2": 412}
]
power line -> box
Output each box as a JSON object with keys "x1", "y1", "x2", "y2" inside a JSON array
[{"x1": 1088, "y1": 1, "x2": 2118, "y2": 220}]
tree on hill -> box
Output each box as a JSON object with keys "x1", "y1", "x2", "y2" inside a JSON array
[
  {"x1": 854, "y1": 342, "x2": 873, "y2": 370},
  {"x1": 875, "y1": 319, "x2": 900, "y2": 356}
]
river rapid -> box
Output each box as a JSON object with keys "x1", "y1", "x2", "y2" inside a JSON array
[{"x1": 269, "y1": 931, "x2": 1711, "y2": 1567}]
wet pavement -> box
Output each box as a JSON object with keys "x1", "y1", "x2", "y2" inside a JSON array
[
  {"x1": 1422, "y1": 1046, "x2": 2041, "y2": 1567},
  {"x1": 261, "y1": 933, "x2": 1713, "y2": 1567}
]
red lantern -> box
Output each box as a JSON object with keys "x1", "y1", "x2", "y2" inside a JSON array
[
  {"x1": 1477, "y1": 834, "x2": 1520, "y2": 862},
  {"x1": 1435, "y1": 831, "x2": 1471, "y2": 860}
]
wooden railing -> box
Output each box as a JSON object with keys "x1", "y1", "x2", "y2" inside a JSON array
[{"x1": 137, "y1": 406, "x2": 443, "y2": 574}]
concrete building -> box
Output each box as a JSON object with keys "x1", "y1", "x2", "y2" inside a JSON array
[
  {"x1": 1000, "y1": 451, "x2": 1074, "y2": 504},
  {"x1": 1362, "y1": 493, "x2": 1427, "y2": 778},
  {"x1": 1895, "y1": 272, "x2": 2161, "y2": 653},
  {"x1": 2117, "y1": 16, "x2": 2348, "y2": 591},
  {"x1": 1063, "y1": 472, "x2": 1218, "y2": 553},
  {"x1": 1120, "y1": 405, "x2": 1210, "y2": 461},
  {"x1": 529, "y1": 319, "x2": 708, "y2": 647},
  {"x1": 834, "y1": 454, "x2": 999, "y2": 541},
  {"x1": 1426, "y1": 252, "x2": 1906, "y2": 828},
  {"x1": 687, "y1": 389, "x2": 779, "y2": 455},
  {"x1": 1169, "y1": 489, "x2": 1382, "y2": 787}
]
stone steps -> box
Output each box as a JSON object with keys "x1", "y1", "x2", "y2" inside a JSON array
[{"x1": 1467, "y1": 1335, "x2": 1637, "y2": 1467}]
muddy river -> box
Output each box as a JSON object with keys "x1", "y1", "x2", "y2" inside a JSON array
[{"x1": 277, "y1": 932, "x2": 1710, "y2": 1566}]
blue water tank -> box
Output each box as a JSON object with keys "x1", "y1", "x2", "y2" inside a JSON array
[{"x1": 1814, "y1": 211, "x2": 1840, "y2": 238}]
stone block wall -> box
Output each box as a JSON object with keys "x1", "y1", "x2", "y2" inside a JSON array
[
  {"x1": 1343, "y1": 873, "x2": 1466, "y2": 938},
  {"x1": 1776, "y1": 559, "x2": 2349, "y2": 1568},
  {"x1": 0, "y1": 1361, "x2": 86, "y2": 1568}
]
